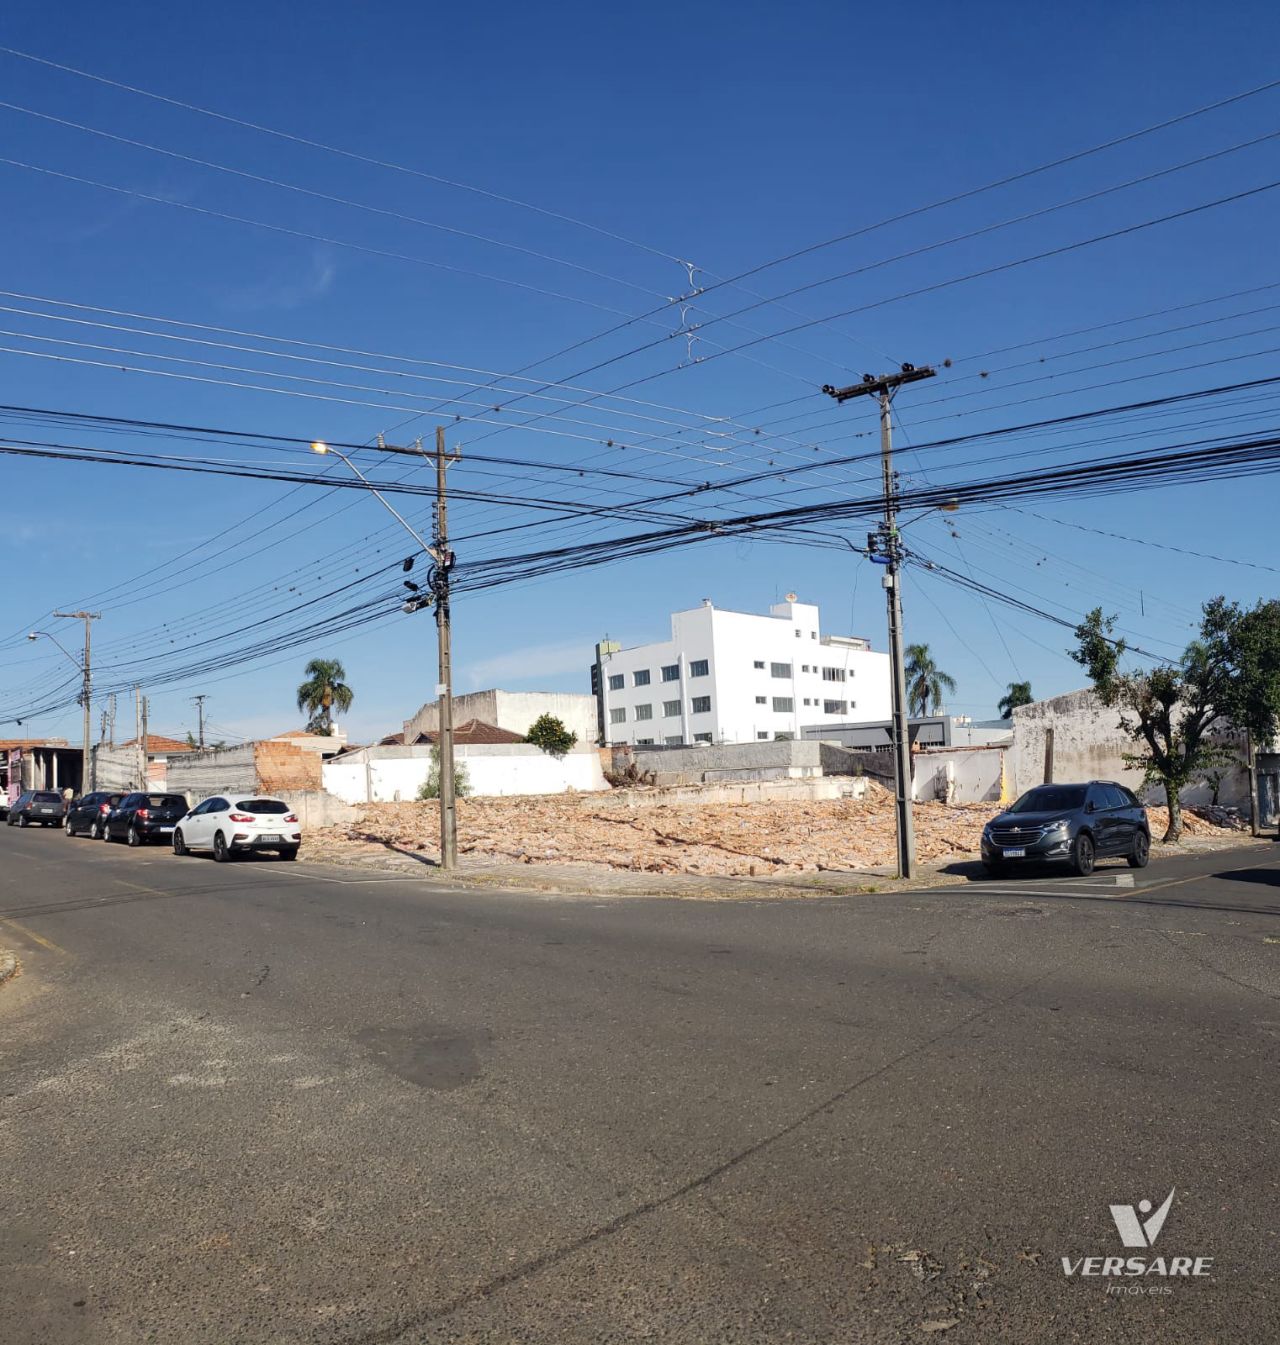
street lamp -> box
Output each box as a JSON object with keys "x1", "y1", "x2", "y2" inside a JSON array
[
  {"x1": 309, "y1": 436, "x2": 459, "y2": 871},
  {"x1": 28, "y1": 625, "x2": 94, "y2": 795}
]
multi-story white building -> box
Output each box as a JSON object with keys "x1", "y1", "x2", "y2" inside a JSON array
[{"x1": 597, "y1": 597, "x2": 891, "y2": 746}]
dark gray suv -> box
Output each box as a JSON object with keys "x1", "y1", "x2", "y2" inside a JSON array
[{"x1": 981, "y1": 781, "x2": 1151, "y2": 877}]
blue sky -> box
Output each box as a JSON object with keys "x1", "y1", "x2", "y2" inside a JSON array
[{"x1": 1, "y1": 0, "x2": 1278, "y2": 744}]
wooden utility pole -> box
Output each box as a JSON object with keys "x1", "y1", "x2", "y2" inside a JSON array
[
  {"x1": 53, "y1": 610, "x2": 100, "y2": 793},
  {"x1": 432, "y1": 426, "x2": 461, "y2": 871},
  {"x1": 824, "y1": 365, "x2": 936, "y2": 879}
]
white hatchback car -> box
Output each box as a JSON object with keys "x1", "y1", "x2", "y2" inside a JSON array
[{"x1": 172, "y1": 795, "x2": 301, "y2": 862}]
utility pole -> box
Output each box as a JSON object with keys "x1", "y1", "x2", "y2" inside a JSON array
[
  {"x1": 432, "y1": 425, "x2": 461, "y2": 872},
  {"x1": 53, "y1": 610, "x2": 100, "y2": 794},
  {"x1": 824, "y1": 365, "x2": 937, "y2": 879},
  {"x1": 141, "y1": 696, "x2": 149, "y2": 790},
  {"x1": 193, "y1": 694, "x2": 207, "y2": 749},
  {"x1": 135, "y1": 687, "x2": 144, "y2": 790}
]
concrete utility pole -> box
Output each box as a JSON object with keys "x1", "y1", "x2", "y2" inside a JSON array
[
  {"x1": 824, "y1": 365, "x2": 937, "y2": 879},
  {"x1": 39, "y1": 611, "x2": 100, "y2": 793},
  {"x1": 140, "y1": 696, "x2": 149, "y2": 789},
  {"x1": 135, "y1": 687, "x2": 144, "y2": 789},
  {"x1": 432, "y1": 425, "x2": 461, "y2": 872},
  {"x1": 192, "y1": 694, "x2": 207, "y2": 750},
  {"x1": 309, "y1": 432, "x2": 460, "y2": 870}
]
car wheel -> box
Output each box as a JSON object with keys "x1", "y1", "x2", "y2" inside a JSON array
[
  {"x1": 1070, "y1": 832, "x2": 1096, "y2": 877},
  {"x1": 89, "y1": 819, "x2": 100, "y2": 839},
  {"x1": 1128, "y1": 831, "x2": 1150, "y2": 869},
  {"x1": 127, "y1": 825, "x2": 142, "y2": 847},
  {"x1": 173, "y1": 829, "x2": 188, "y2": 857},
  {"x1": 18, "y1": 814, "x2": 28, "y2": 828},
  {"x1": 64, "y1": 816, "x2": 74, "y2": 835},
  {"x1": 279, "y1": 847, "x2": 299, "y2": 861},
  {"x1": 212, "y1": 831, "x2": 231, "y2": 863}
]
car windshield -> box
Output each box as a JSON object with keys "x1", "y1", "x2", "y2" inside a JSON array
[
  {"x1": 1008, "y1": 785, "x2": 1087, "y2": 814},
  {"x1": 33, "y1": 791, "x2": 61, "y2": 803},
  {"x1": 147, "y1": 795, "x2": 187, "y2": 808},
  {"x1": 235, "y1": 799, "x2": 289, "y2": 814}
]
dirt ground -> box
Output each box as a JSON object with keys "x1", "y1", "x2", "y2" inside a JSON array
[{"x1": 304, "y1": 785, "x2": 1246, "y2": 878}]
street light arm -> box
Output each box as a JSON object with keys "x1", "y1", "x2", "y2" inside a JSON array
[
  {"x1": 28, "y1": 630, "x2": 81, "y2": 671},
  {"x1": 321, "y1": 447, "x2": 436, "y2": 556}
]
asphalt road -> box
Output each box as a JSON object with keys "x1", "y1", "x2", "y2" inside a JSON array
[{"x1": 1, "y1": 825, "x2": 1278, "y2": 1343}]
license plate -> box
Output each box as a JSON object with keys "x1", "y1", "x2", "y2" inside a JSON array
[
  {"x1": 1002, "y1": 846, "x2": 1026, "y2": 858},
  {"x1": 158, "y1": 826, "x2": 174, "y2": 834},
  {"x1": 258, "y1": 834, "x2": 282, "y2": 843}
]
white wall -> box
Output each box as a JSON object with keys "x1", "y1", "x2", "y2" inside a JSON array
[
  {"x1": 323, "y1": 743, "x2": 608, "y2": 803},
  {"x1": 404, "y1": 690, "x2": 597, "y2": 745},
  {"x1": 602, "y1": 599, "x2": 890, "y2": 747},
  {"x1": 913, "y1": 747, "x2": 1008, "y2": 804}
]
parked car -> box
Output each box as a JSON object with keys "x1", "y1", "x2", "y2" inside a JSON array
[
  {"x1": 65, "y1": 791, "x2": 128, "y2": 839},
  {"x1": 981, "y1": 780, "x2": 1150, "y2": 876},
  {"x1": 104, "y1": 792, "x2": 191, "y2": 846},
  {"x1": 6, "y1": 789, "x2": 66, "y2": 827},
  {"x1": 173, "y1": 796, "x2": 301, "y2": 862}
]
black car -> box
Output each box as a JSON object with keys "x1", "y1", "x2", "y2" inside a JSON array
[
  {"x1": 104, "y1": 792, "x2": 190, "y2": 846},
  {"x1": 981, "y1": 780, "x2": 1151, "y2": 876},
  {"x1": 65, "y1": 791, "x2": 128, "y2": 839},
  {"x1": 6, "y1": 789, "x2": 66, "y2": 827}
]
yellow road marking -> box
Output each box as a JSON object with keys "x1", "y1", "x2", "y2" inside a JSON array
[{"x1": 0, "y1": 918, "x2": 70, "y2": 956}]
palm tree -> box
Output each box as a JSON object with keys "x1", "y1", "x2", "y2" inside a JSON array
[
  {"x1": 296, "y1": 657, "x2": 354, "y2": 735},
  {"x1": 904, "y1": 643, "x2": 956, "y2": 718},
  {"x1": 997, "y1": 680, "x2": 1034, "y2": 719}
]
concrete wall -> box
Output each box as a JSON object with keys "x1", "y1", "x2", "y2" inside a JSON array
[
  {"x1": 404, "y1": 690, "x2": 598, "y2": 746},
  {"x1": 92, "y1": 745, "x2": 147, "y2": 793},
  {"x1": 323, "y1": 742, "x2": 608, "y2": 804},
  {"x1": 278, "y1": 789, "x2": 359, "y2": 829},
  {"x1": 630, "y1": 738, "x2": 825, "y2": 785},
  {"x1": 254, "y1": 741, "x2": 323, "y2": 793},
  {"x1": 601, "y1": 776, "x2": 873, "y2": 807},
  {"x1": 166, "y1": 744, "x2": 259, "y2": 798},
  {"x1": 913, "y1": 746, "x2": 1008, "y2": 804},
  {"x1": 1010, "y1": 688, "x2": 1250, "y2": 806}
]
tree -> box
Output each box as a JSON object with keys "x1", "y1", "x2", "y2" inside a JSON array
[
  {"x1": 904, "y1": 644, "x2": 956, "y2": 718},
  {"x1": 416, "y1": 744, "x2": 471, "y2": 800},
  {"x1": 997, "y1": 681, "x2": 1034, "y2": 719},
  {"x1": 1070, "y1": 598, "x2": 1280, "y2": 842},
  {"x1": 525, "y1": 713, "x2": 577, "y2": 758},
  {"x1": 295, "y1": 658, "x2": 353, "y2": 736}
]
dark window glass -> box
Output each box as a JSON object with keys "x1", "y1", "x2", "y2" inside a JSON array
[
  {"x1": 236, "y1": 799, "x2": 290, "y2": 814},
  {"x1": 1009, "y1": 786, "x2": 1087, "y2": 813},
  {"x1": 33, "y1": 791, "x2": 61, "y2": 803},
  {"x1": 147, "y1": 795, "x2": 186, "y2": 808},
  {"x1": 661, "y1": 664, "x2": 680, "y2": 682},
  {"x1": 770, "y1": 662, "x2": 792, "y2": 679},
  {"x1": 689, "y1": 659, "x2": 709, "y2": 678}
]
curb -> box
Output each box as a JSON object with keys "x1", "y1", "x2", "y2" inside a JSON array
[{"x1": 0, "y1": 949, "x2": 19, "y2": 988}]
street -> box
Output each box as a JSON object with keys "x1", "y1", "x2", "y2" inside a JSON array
[{"x1": 2, "y1": 826, "x2": 1278, "y2": 1343}]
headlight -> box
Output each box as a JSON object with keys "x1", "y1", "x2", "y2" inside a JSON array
[{"x1": 1042, "y1": 819, "x2": 1069, "y2": 836}]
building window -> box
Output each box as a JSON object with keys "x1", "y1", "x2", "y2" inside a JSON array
[
  {"x1": 811, "y1": 632, "x2": 817, "y2": 640},
  {"x1": 694, "y1": 732, "x2": 713, "y2": 743},
  {"x1": 608, "y1": 673, "x2": 624, "y2": 691},
  {"x1": 663, "y1": 699, "x2": 681, "y2": 718},
  {"x1": 772, "y1": 697, "x2": 794, "y2": 713},
  {"x1": 775, "y1": 731, "x2": 795, "y2": 741},
  {"x1": 757, "y1": 731, "x2": 769, "y2": 740},
  {"x1": 664, "y1": 735, "x2": 683, "y2": 745},
  {"x1": 689, "y1": 659, "x2": 709, "y2": 677},
  {"x1": 823, "y1": 700, "x2": 847, "y2": 715},
  {"x1": 633, "y1": 668, "x2": 651, "y2": 687},
  {"x1": 636, "y1": 738, "x2": 655, "y2": 745},
  {"x1": 753, "y1": 659, "x2": 765, "y2": 669},
  {"x1": 661, "y1": 663, "x2": 680, "y2": 682},
  {"x1": 634, "y1": 703, "x2": 653, "y2": 721},
  {"x1": 691, "y1": 696, "x2": 712, "y2": 715},
  {"x1": 800, "y1": 664, "x2": 810, "y2": 673},
  {"x1": 609, "y1": 707, "x2": 626, "y2": 724},
  {"x1": 822, "y1": 667, "x2": 846, "y2": 682},
  {"x1": 755, "y1": 695, "x2": 767, "y2": 705},
  {"x1": 770, "y1": 662, "x2": 792, "y2": 678}
]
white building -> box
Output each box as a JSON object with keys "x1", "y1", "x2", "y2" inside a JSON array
[{"x1": 599, "y1": 597, "x2": 891, "y2": 746}]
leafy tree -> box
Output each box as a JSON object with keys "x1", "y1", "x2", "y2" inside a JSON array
[
  {"x1": 1070, "y1": 598, "x2": 1280, "y2": 842},
  {"x1": 997, "y1": 681, "x2": 1034, "y2": 719},
  {"x1": 525, "y1": 713, "x2": 577, "y2": 758},
  {"x1": 904, "y1": 643, "x2": 956, "y2": 718},
  {"x1": 296, "y1": 657, "x2": 353, "y2": 736},
  {"x1": 416, "y1": 744, "x2": 471, "y2": 800}
]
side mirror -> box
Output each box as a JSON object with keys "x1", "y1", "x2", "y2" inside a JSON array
[{"x1": 1085, "y1": 801, "x2": 1095, "y2": 813}]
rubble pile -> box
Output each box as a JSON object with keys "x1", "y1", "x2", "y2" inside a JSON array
[
  {"x1": 308, "y1": 786, "x2": 1001, "y2": 876},
  {"x1": 1147, "y1": 803, "x2": 1248, "y2": 835}
]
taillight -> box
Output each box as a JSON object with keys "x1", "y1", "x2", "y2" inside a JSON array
[
  {"x1": 136, "y1": 809, "x2": 149, "y2": 820},
  {"x1": 99, "y1": 803, "x2": 111, "y2": 814},
  {"x1": 229, "y1": 813, "x2": 255, "y2": 823},
  {"x1": 284, "y1": 814, "x2": 298, "y2": 824}
]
